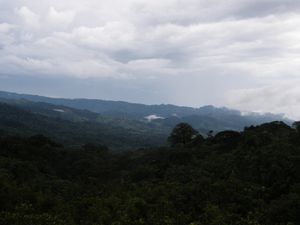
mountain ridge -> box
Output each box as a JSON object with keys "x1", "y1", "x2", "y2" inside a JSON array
[
  {"x1": 0, "y1": 90, "x2": 291, "y2": 122},
  {"x1": 0, "y1": 90, "x2": 294, "y2": 150}
]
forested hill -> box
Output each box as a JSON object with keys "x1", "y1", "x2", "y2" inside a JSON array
[
  {"x1": 0, "y1": 90, "x2": 291, "y2": 126},
  {"x1": 0, "y1": 102, "x2": 168, "y2": 149},
  {"x1": 0, "y1": 121, "x2": 299, "y2": 225},
  {"x1": 0, "y1": 93, "x2": 294, "y2": 149}
]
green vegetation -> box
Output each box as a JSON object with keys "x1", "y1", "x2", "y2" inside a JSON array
[
  {"x1": 0, "y1": 94, "x2": 294, "y2": 150},
  {"x1": 168, "y1": 122, "x2": 204, "y2": 147},
  {"x1": 0, "y1": 102, "x2": 168, "y2": 150},
  {"x1": 0, "y1": 90, "x2": 292, "y2": 133},
  {"x1": 0, "y1": 121, "x2": 299, "y2": 225}
]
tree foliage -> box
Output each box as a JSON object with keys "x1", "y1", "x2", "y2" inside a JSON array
[
  {"x1": 168, "y1": 122, "x2": 202, "y2": 146},
  {"x1": 0, "y1": 121, "x2": 299, "y2": 225}
]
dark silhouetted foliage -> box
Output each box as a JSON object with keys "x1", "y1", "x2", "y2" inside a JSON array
[
  {"x1": 0, "y1": 121, "x2": 299, "y2": 225},
  {"x1": 168, "y1": 122, "x2": 200, "y2": 146}
]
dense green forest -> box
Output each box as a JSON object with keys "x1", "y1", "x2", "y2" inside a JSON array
[
  {"x1": 0, "y1": 121, "x2": 299, "y2": 225},
  {"x1": 0, "y1": 102, "x2": 168, "y2": 150},
  {"x1": 0, "y1": 92, "x2": 293, "y2": 150},
  {"x1": 0, "y1": 90, "x2": 292, "y2": 132}
]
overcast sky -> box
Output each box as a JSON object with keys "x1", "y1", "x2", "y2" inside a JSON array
[{"x1": 1, "y1": 0, "x2": 300, "y2": 119}]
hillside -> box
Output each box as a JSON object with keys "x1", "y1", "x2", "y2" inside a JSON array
[
  {"x1": 0, "y1": 122, "x2": 299, "y2": 225},
  {"x1": 0, "y1": 102, "x2": 168, "y2": 149},
  {"x1": 0, "y1": 90, "x2": 293, "y2": 134}
]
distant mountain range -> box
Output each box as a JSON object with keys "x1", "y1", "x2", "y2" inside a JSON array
[{"x1": 0, "y1": 90, "x2": 293, "y2": 149}]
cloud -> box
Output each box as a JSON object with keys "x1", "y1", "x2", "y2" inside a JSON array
[
  {"x1": 15, "y1": 6, "x2": 40, "y2": 28},
  {"x1": 0, "y1": 0, "x2": 300, "y2": 117},
  {"x1": 0, "y1": 23, "x2": 16, "y2": 46},
  {"x1": 226, "y1": 80, "x2": 300, "y2": 120},
  {"x1": 55, "y1": 22, "x2": 136, "y2": 51},
  {"x1": 2, "y1": 1, "x2": 300, "y2": 78},
  {"x1": 46, "y1": 7, "x2": 75, "y2": 27},
  {"x1": 0, "y1": 23, "x2": 15, "y2": 33}
]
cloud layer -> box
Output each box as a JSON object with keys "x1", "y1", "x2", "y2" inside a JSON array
[{"x1": 1, "y1": 0, "x2": 300, "y2": 119}]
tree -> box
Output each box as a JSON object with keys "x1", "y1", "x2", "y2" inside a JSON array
[
  {"x1": 213, "y1": 130, "x2": 241, "y2": 146},
  {"x1": 168, "y1": 123, "x2": 199, "y2": 147},
  {"x1": 293, "y1": 121, "x2": 300, "y2": 133}
]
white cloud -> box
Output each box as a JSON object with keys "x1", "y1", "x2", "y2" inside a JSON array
[
  {"x1": 15, "y1": 6, "x2": 40, "y2": 28},
  {"x1": 0, "y1": 23, "x2": 15, "y2": 33},
  {"x1": 0, "y1": 23, "x2": 16, "y2": 46},
  {"x1": 226, "y1": 80, "x2": 300, "y2": 120},
  {"x1": 145, "y1": 114, "x2": 164, "y2": 121},
  {"x1": 1, "y1": 0, "x2": 300, "y2": 117},
  {"x1": 46, "y1": 7, "x2": 75, "y2": 27},
  {"x1": 55, "y1": 22, "x2": 136, "y2": 51}
]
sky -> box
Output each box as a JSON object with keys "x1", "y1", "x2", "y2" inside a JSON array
[{"x1": 0, "y1": 0, "x2": 300, "y2": 119}]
